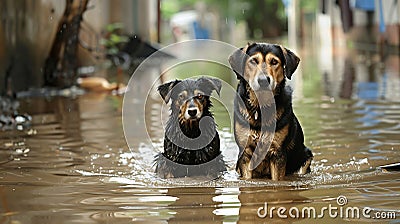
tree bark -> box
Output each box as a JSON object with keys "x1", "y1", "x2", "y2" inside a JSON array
[{"x1": 43, "y1": 0, "x2": 89, "y2": 87}]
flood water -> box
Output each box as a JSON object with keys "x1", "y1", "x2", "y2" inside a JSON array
[{"x1": 1, "y1": 48, "x2": 399, "y2": 223}]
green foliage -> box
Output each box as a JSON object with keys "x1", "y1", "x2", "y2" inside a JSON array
[
  {"x1": 100, "y1": 23, "x2": 129, "y2": 56},
  {"x1": 300, "y1": 0, "x2": 319, "y2": 12},
  {"x1": 105, "y1": 22, "x2": 125, "y2": 32},
  {"x1": 161, "y1": 0, "x2": 181, "y2": 19},
  {"x1": 161, "y1": 0, "x2": 242, "y2": 20}
]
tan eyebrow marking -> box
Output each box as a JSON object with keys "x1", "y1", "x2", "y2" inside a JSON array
[
  {"x1": 248, "y1": 52, "x2": 263, "y2": 64},
  {"x1": 194, "y1": 90, "x2": 205, "y2": 96},
  {"x1": 265, "y1": 53, "x2": 281, "y2": 64},
  {"x1": 178, "y1": 90, "x2": 188, "y2": 98}
]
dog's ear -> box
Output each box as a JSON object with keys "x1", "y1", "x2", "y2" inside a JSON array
[
  {"x1": 198, "y1": 77, "x2": 222, "y2": 96},
  {"x1": 228, "y1": 43, "x2": 250, "y2": 79},
  {"x1": 157, "y1": 79, "x2": 181, "y2": 103},
  {"x1": 280, "y1": 46, "x2": 300, "y2": 80}
]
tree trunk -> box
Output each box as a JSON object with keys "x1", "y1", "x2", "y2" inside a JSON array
[{"x1": 43, "y1": 0, "x2": 89, "y2": 87}]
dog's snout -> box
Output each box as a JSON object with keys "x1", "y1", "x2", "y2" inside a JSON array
[
  {"x1": 187, "y1": 108, "x2": 198, "y2": 117},
  {"x1": 183, "y1": 98, "x2": 202, "y2": 120},
  {"x1": 258, "y1": 76, "x2": 271, "y2": 87}
]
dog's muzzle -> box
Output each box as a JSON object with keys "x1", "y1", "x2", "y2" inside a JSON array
[
  {"x1": 258, "y1": 76, "x2": 271, "y2": 88},
  {"x1": 253, "y1": 74, "x2": 275, "y2": 91},
  {"x1": 187, "y1": 108, "x2": 198, "y2": 117},
  {"x1": 184, "y1": 99, "x2": 201, "y2": 119}
]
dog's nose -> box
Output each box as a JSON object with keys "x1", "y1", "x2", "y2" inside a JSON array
[
  {"x1": 187, "y1": 108, "x2": 198, "y2": 117},
  {"x1": 258, "y1": 76, "x2": 271, "y2": 87}
]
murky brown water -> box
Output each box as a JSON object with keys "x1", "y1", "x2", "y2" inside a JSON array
[{"x1": 1, "y1": 49, "x2": 399, "y2": 223}]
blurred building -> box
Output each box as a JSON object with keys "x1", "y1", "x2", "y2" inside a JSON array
[{"x1": 317, "y1": 0, "x2": 399, "y2": 48}]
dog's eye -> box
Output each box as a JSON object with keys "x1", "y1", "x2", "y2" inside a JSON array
[
  {"x1": 251, "y1": 58, "x2": 259, "y2": 64},
  {"x1": 270, "y1": 58, "x2": 278, "y2": 65},
  {"x1": 197, "y1": 93, "x2": 203, "y2": 99}
]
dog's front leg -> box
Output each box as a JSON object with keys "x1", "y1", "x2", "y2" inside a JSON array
[
  {"x1": 270, "y1": 154, "x2": 286, "y2": 181},
  {"x1": 237, "y1": 150, "x2": 253, "y2": 179}
]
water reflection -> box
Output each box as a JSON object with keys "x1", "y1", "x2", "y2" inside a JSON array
[{"x1": 321, "y1": 49, "x2": 399, "y2": 101}]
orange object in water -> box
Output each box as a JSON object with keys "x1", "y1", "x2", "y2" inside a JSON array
[{"x1": 77, "y1": 77, "x2": 125, "y2": 92}]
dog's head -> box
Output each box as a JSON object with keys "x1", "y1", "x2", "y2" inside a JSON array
[
  {"x1": 229, "y1": 43, "x2": 300, "y2": 94},
  {"x1": 158, "y1": 77, "x2": 221, "y2": 122}
]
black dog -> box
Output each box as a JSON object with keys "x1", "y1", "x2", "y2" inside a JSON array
[
  {"x1": 229, "y1": 43, "x2": 313, "y2": 180},
  {"x1": 155, "y1": 77, "x2": 226, "y2": 178}
]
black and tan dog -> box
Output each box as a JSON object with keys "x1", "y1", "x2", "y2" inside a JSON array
[
  {"x1": 229, "y1": 43, "x2": 313, "y2": 181},
  {"x1": 155, "y1": 77, "x2": 226, "y2": 178}
]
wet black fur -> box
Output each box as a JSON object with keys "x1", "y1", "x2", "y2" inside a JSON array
[
  {"x1": 231, "y1": 43, "x2": 313, "y2": 178},
  {"x1": 155, "y1": 77, "x2": 226, "y2": 178}
]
